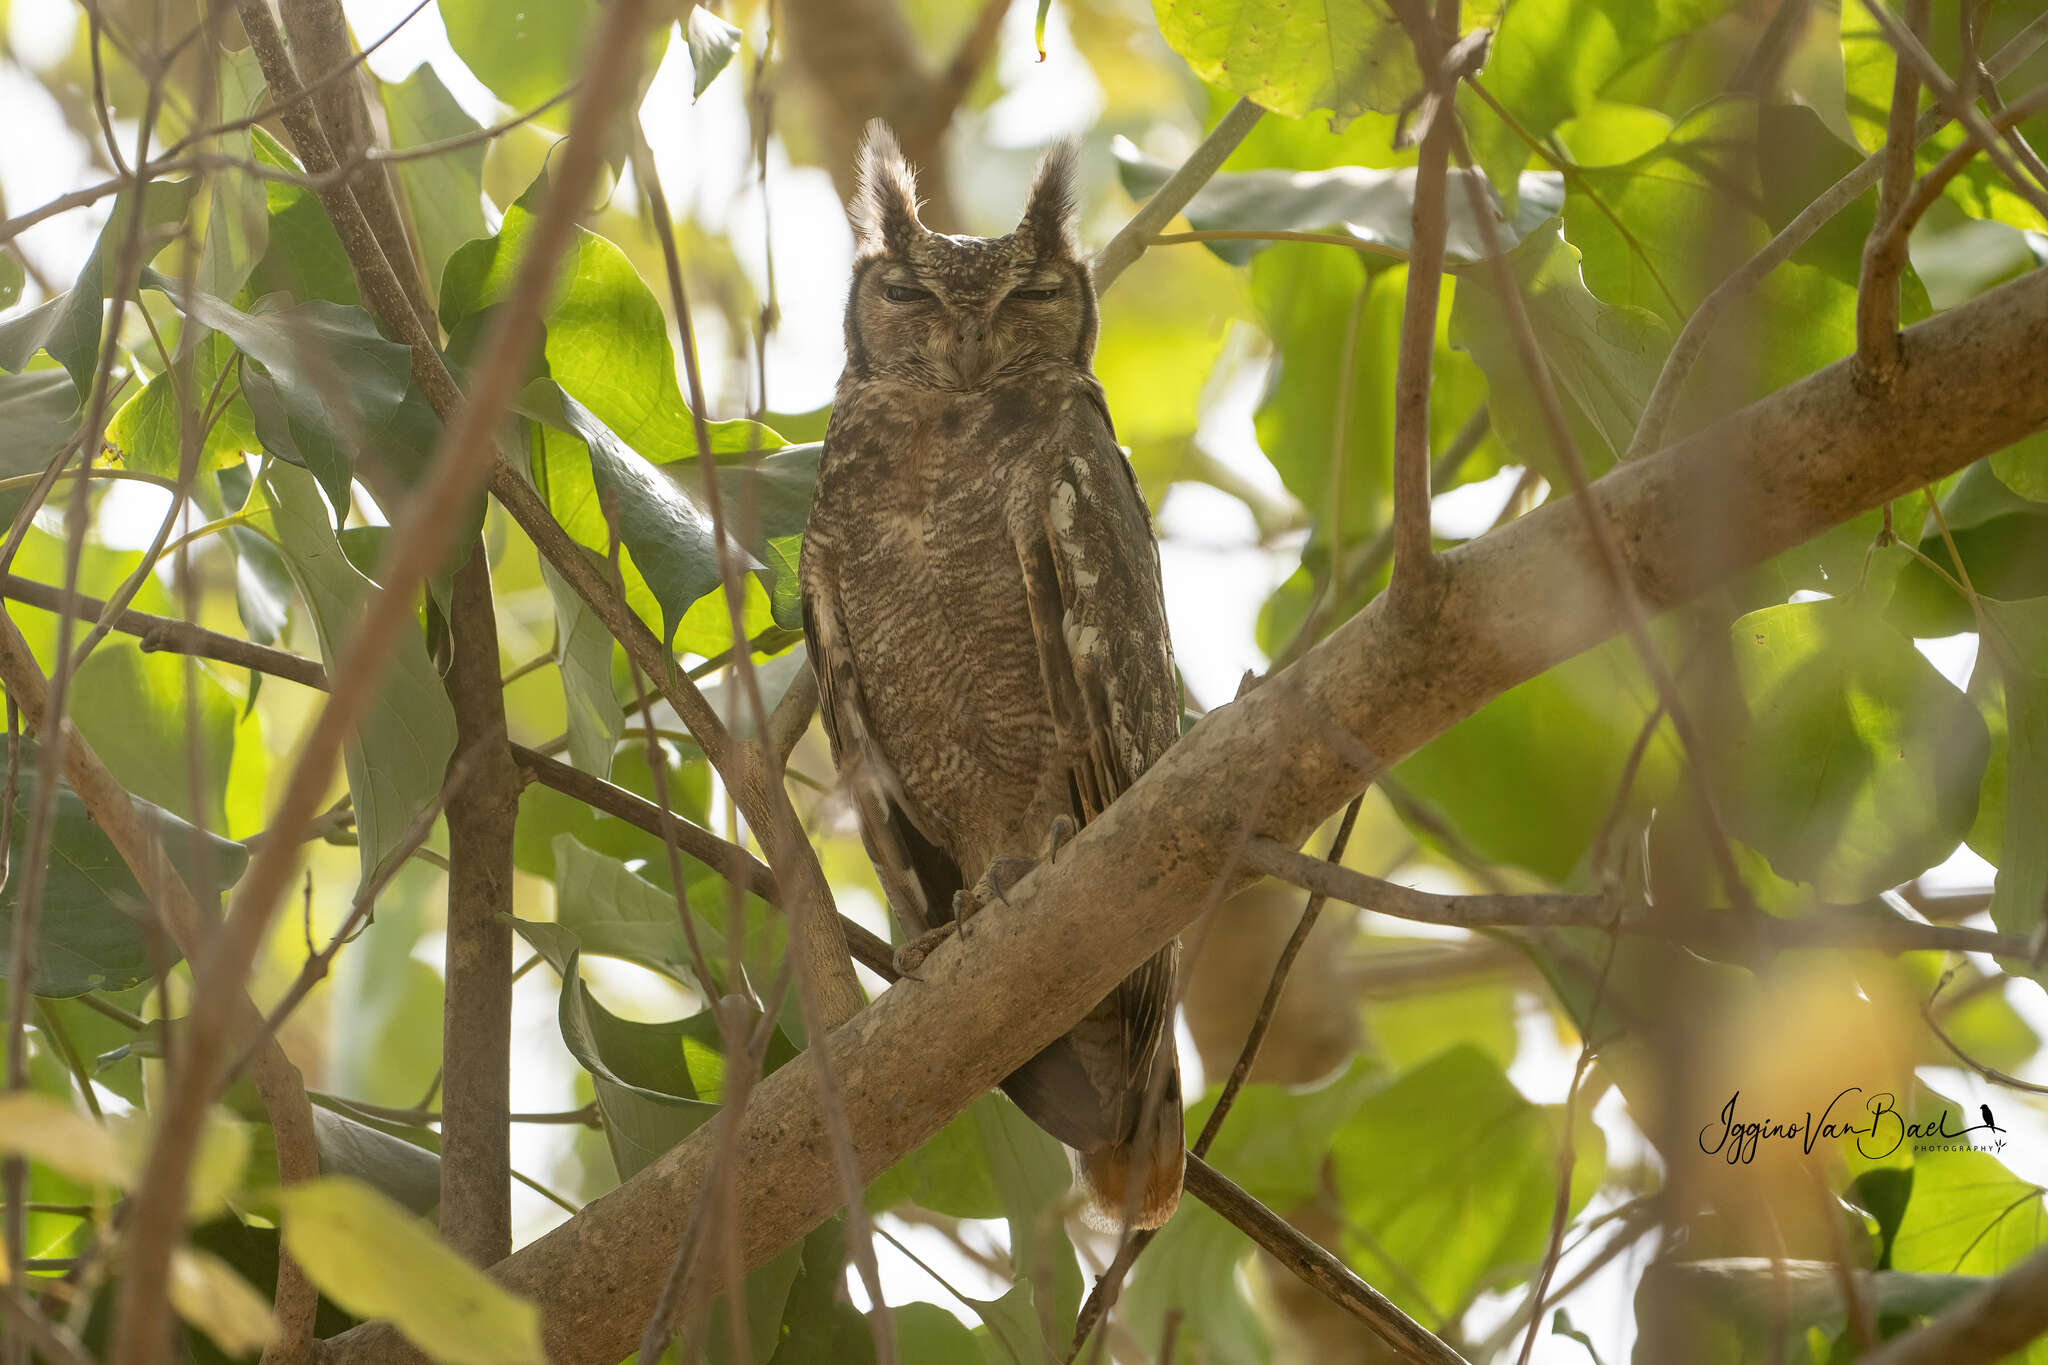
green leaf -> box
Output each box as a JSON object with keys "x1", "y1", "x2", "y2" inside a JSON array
[
  {"x1": 1124, "y1": 1200, "x2": 1269, "y2": 1364},
  {"x1": 0, "y1": 370, "x2": 82, "y2": 476},
  {"x1": 1889, "y1": 1150, "x2": 2046, "y2": 1276},
  {"x1": 441, "y1": 180, "x2": 781, "y2": 465},
  {"x1": 243, "y1": 464, "x2": 458, "y2": 886},
  {"x1": 196, "y1": 47, "x2": 271, "y2": 303},
  {"x1": 0, "y1": 179, "x2": 193, "y2": 391},
  {"x1": 0, "y1": 1092, "x2": 125, "y2": 1186},
  {"x1": 1977, "y1": 597, "x2": 2048, "y2": 945},
  {"x1": 245, "y1": 127, "x2": 360, "y2": 306},
  {"x1": 0, "y1": 773, "x2": 249, "y2": 995},
  {"x1": 105, "y1": 333, "x2": 258, "y2": 481},
  {"x1": 144, "y1": 272, "x2": 439, "y2": 516},
  {"x1": 69, "y1": 640, "x2": 237, "y2": 830},
  {"x1": 1114, "y1": 142, "x2": 1563, "y2": 265},
  {"x1": 307, "y1": 1102, "x2": 444, "y2": 1216},
  {"x1": 1842, "y1": 1, "x2": 2048, "y2": 232},
  {"x1": 441, "y1": 0, "x2": 593, "y2": 117},
  {"x1": 1458, "y1": 0, "x2": 1739, "y2": 212},
  {"x1": 766, "y1": 1221, "x2": 878, "y2": 1365},
  {"x1": 543, "y1": 557, "x2": 625, "y2": 777},
  {"x1": 382, "y1": 64, "x2": 489, "y2": 298},
  {"x1": 1329, "y1": 1045, "x2": 1605, "y2": 1322},
  {"x1": 169, "y1": 1245, "x2": 277, "y2": 1358},
  {"x1": 686, "y1": 5, "x2": 744, "y2": 99},
  {"x1": 1718, "y1": 600, "x2": 1988, "y2": 900},
  {"x1": 1396, "y1": 637, "x2": 1679, "y2": 882},
  {"x1": 0, "y1": 252, "x2": 21, "y2": 310},
  {"x1": 894, "y1": 1303, "x2": 981, "y2": 1364},
  {"x1": 1637, "y1": 1258, "x2": 1986, "y2": 1356},
  {"x1": 1190, "y1": 1058, "x2": 1382, "y2": 1210},
  {"x1": 1151, "y1": 0, "x2": 1490, "y2": 127},
  {"x1": 540, "y1": 943, "x2": 721, "y2": 1179},
  {"x1": 1451, "y1": 220, "x2": 1670, "y2": 477},
  {"x1": 280, "y1": 1176, "x2": 547, "y2": 1365},
  {"x1": 548, "y1": 831, "x2": 732, "y2": 990},
  {"x1": 556, "y1": 385, "x2": 761, "y2": 648}
]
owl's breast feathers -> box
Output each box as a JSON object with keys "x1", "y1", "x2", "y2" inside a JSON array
[{"x1": 802, "y1": 366, "x2": 1185, "y2": 1229}]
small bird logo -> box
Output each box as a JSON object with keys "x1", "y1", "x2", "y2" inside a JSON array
[{"x1": 1981, "y1": 1104, "x2": 2004, "y2": 1133}]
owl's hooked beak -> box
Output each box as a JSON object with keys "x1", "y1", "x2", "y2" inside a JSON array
[{"x1": 950, "y1": 315, "x2": 993, "y2": 384}]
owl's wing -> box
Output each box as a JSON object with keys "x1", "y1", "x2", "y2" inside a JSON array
[
  {"x1": 800, "y1": 565, "x2": 963, "y2": 941},
  {"x1": 1009, "y1": 388, "x2": 1183, "y2": 1117}
]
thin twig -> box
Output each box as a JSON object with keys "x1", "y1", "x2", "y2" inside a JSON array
[
  {"x1": 1185, "y1": 1157, "x2": 1470, "y2": 1365},
  {"x1": 1094, "y1": 99, "x2": 1265, "y2": 289},
  {"x1": 1389, "y1": 0, "x2": 1458, "y2": 609},
  {"x1": 1857, "y1": 0, "x2": 1930, "y2": 385},
  {"x1": 1247, "y1": 837, "x2": 2033, "y2": 957}
]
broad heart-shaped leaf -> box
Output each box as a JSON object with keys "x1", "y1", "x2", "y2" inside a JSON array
[
  {"x1": 1842, "y1": 1, "x2": 2048, "y2": 233},
  {"x1": 0, "y1": 370, "x2": 82, "y2": 476},
  {"x1": 245, "y1": 127, "x2": 359, "y2": 307},
  {"x1": 514, "y1": 936, "x2": 716, "y2": 1179},
  {"x1": 141, "y1": 270, "x2": 440, "y2": 518},
  {"x1": 686, "y1": 4, "x2": 743, "y2": 99},
  {"x1": 280, "y1": 1176, "x2": 547, "y2": 1365},
  {"x1": 1889, "y1": 1149, "x2": 2047, "y2": 1277},
  {"x1": 1717, "y1": 600, "x2": 1988, "y2": 901},
  {"x1": 1330, "y1": 1045, "x2": 1605, "y2": 1324},
  {"x1": 0, "y1": 179, "x2": 193, "y2": 391},
  {"x1": 440, "y1": 178, "x2": 784, "y2": 466},
  {"x1": 546, "y1": 831, "x2": 737, "y2": 991},
  {"x1": 1396, "y1": 636, "x2": 1681, "y2": 882},
  {"x1": 1977, "y1": 597, "x2": 2048, "y2": 949},
  {"x1": 1451, "y1": 220, "x2": 1670, "y2": 478},
  {"x1": 439, "y1": 0, "x2": 670, "y2": 125},
  {"x1": 1151, "y1": 0, "x2": 1502, "y2": 127},
  {"x1": 69, "y1": 638, "x2": 238, "y2": 830},
  {"x1": 1115, "y1": 140, "x2": 1564, "y2": 265},
  {"x1": 243, "y1": 464, "x2": 457, "y2": 887},
  {"x1": 381, "y1": 64, "x2": 488, "y2": 299},
  {"x1": 0, "y1": 773, "x2": 249, "y2": 996},
  {"x1": 1124, "y1": 1201, "x2": 1271, "y2": 1364},
  {"x1": 105, "y1": 332, "x2": 260, "y2": 481},
  {"x1": 1457, "y1": 0, "x2": 1740, "y2": 213},
  {"x1": 557, "y1": 385, "x2": 762, "y2": 648}
]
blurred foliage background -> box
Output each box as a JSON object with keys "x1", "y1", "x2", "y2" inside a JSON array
[{"x1": 2, "y1": 0, "x2": 2048, "y2": 1362}]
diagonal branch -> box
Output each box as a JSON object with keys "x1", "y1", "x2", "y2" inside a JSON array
[
  {"x1": 1863, "y1": 1245, "x2": 2048, "y2": 1365},
  {"x1": 1093, "y1": 98, "x2": 1266, "y2": 290},
  {"x1": 322, "y1": 215, "x2": 2048, "y2": 1365}
]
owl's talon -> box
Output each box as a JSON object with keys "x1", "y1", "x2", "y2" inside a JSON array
[{"x1": 1042, "y1": 815, "x2": 1076, "y2": 862}]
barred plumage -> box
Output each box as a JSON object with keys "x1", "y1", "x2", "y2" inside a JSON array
[{"x1": 800, "y1": 123, "x2": 1185, "y2": 1229}]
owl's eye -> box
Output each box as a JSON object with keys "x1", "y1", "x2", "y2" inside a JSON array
[
  {"x1": 1008, "y1": 286, "x2": 1060, "y2": 302},
  {"x1": 883, "y1": 284, "x2": 933, "y2": 303}
]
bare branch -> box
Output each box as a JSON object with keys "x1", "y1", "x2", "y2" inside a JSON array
[
  {"x1": 1389, "y1": 1, "x2": 1459, "y2": 610},
  {"x1": 1247, "y1": 837, "x2": 2033, "y2": 958},
  {"x1": 1858, "y1": 0, "x2": 1930, "y2": 385}
]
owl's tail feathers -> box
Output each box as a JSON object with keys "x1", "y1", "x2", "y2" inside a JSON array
[{"x1": 1074, "y1": 1064, "x2": 1185, "y2": 1232}]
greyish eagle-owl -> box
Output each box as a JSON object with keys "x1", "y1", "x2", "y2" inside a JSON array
[{"x1": 799, "y1": 124, "x2": 1186, "y2": 1229}]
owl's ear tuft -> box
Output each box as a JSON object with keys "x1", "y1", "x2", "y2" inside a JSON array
[
  {"x1": 854, "y1": 121, "x2": 923, "y2": 255},
  {"x1": 1020, "y1": 139, "x2": 1080, "y2": 258}
]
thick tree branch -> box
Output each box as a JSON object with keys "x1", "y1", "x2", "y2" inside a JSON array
[
  {"x1": 1864, "y1": 1245, "x2": 2048, "y2": 1365},
  {"x1": 323, "y1": 227, "x2": 2048, "y2": 1365}
]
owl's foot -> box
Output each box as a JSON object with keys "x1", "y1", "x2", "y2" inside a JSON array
[{"x1": 956, "y1": 815, "x2": 1078, "y2": 935}]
